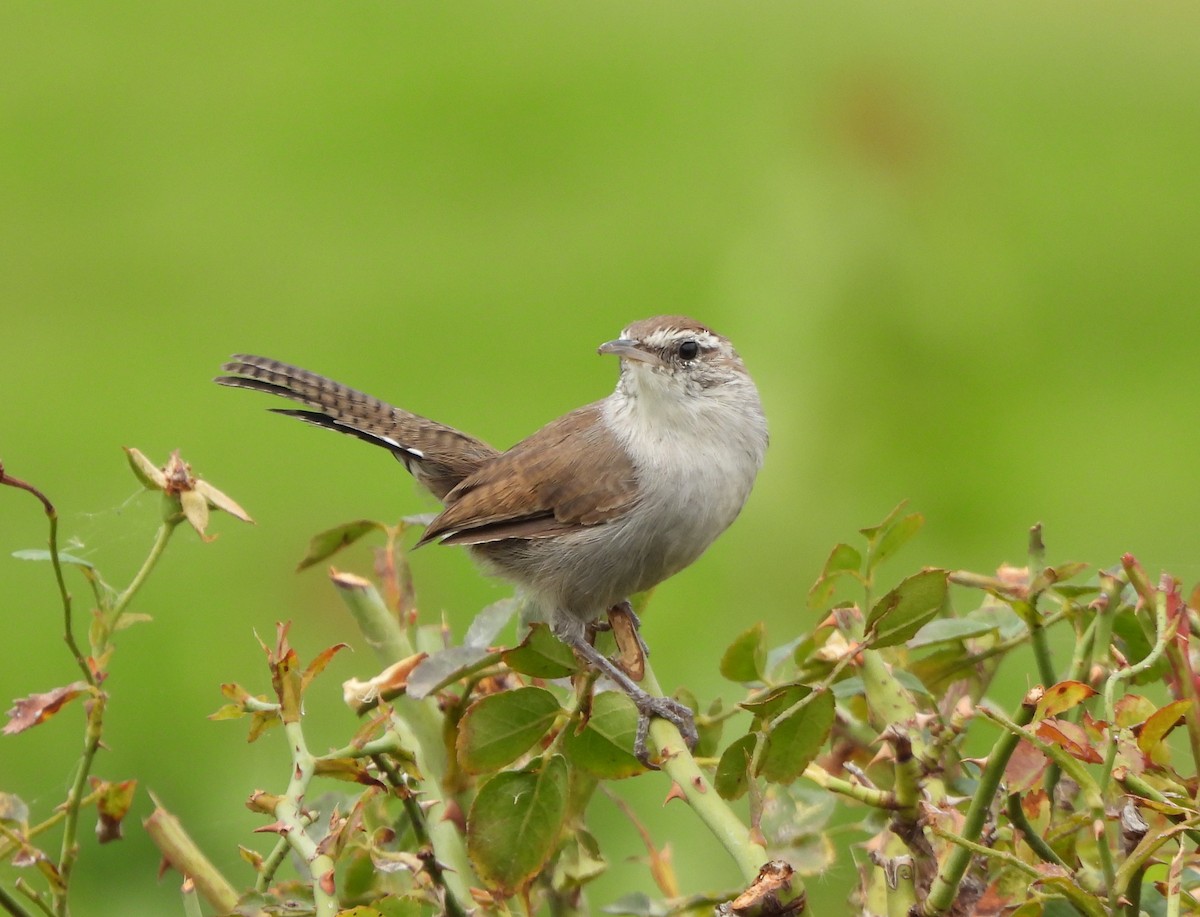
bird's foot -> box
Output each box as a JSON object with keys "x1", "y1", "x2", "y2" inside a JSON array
[
  {"x1": 632, "y1": 692, "x2": 698, "y2": 769},
  {"x1": 559, "y1": 626, "x2": 696, "y2": 768}
]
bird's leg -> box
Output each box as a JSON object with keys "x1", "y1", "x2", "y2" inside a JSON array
[{"x1": 560, "y1": 630, "x2": 697, "y2": 768}]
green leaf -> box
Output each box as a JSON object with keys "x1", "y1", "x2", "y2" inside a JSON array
[
  {"x1": 825, "y1": 541, "x2": 863, "y2": 575},
  {"x1": 1136, "y1": 699, "x2": 1193, "y2": 762},
  {"x1": 757, "y1": 689, "x2": 836, "y2": 785},
  {"x1": 907, "y1": 616, "x2": 999, "y2": 649},
  {"x1": 552, "y1": 827, "x2": 607, "y2": 891},
  {"x1": 12, "y1": 549, "x2": 94, "y2": 569},
  {"x1": 458, "y1": 687, "x2": 562, "y2": 774},
  {"x1": 741, "y1": 683, "x2": 808, "y2": 722},
  {"x1": 406, "y1": 646, "x2": 496, "y2": 700},
  {"x1": 807, "y1": 543, "x2": 863, "y2": 609},
  {"x1": 714, "y1": 734, "x2": 756, "y2": 801},
  {"x1": 868, "y1": 512, "x2": 924, "y2": 572},
  {"x1": 1111, "y1": 609, "x2": 1170, "y2": 684},
  {"x1": 464, "y1": 597, "x2": 519, "y2": 648},
  {"x1": 830, "y1": 676, "x2": 864, "y2": 699},
  {"x1": 719, "y1": 622, "x2": 767, "y2": 683},
  {"x1": 467, "y1": 755, "x2": 569, "y2": 894},
  {"x1": 970, "y1": 604, "x2": 1028, "y2": 641},
  {"x1": 502, "y1": 623, "x2": 578, "y2": 678},
  {"x1": 893, "y1": 669, "x2": 933, "y2": 698},
  {"x1": 563, "y1": 692, "x2": 645, "y2": 779},
  {"x1": 858, "y1": 501, "x2": 910, "y2": 546},
  {"x1": 295, "y1": 519, "x2": 384, "y2": 571},
  {"x1": 865, "y1": 569, "x2": 949, "y2": 649}
]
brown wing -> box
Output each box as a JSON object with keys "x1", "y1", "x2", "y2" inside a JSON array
[{"x1": 416, "y1": 402, "x2": 639, "y2": 546}]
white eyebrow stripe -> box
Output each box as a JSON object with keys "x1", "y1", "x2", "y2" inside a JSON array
[{"x1": 642, "y1": 329, "x2": 721, "y2": 350}]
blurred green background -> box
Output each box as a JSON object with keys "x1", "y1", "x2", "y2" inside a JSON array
[{"x1": 4, "y1": 3, "x2": 1200, "y2": 913}]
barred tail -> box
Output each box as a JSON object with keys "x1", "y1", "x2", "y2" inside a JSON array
[{"x1": 215, "y1": 355, "x2": 498, "y2": 500}]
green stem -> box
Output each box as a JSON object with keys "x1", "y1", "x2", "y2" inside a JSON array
[
  {"x1": 1113, "y1": 817, "x2": 1200, "y2": 904},
  {"x1": 919, "y1": 689, "x2": 1040, "y2": 917},
  {"x1": 641, "y1": 665, "x2": 767, "y2": 887},
  {"x1": 181, "y1": 881, "x2": 204, "y2": 917},
  {"x1": 1163, "y1": 623, "x2": 1200, "y2": 780},
  {"x1": 1025, "y1": 525, "x2": 1058, "y2": 687},
  {"x1": 802, "y1": 763, "x2": 896, "y2": 810},
  {"x1": 0, "y1": 469, "x2": 90, "y2": 684},
  {"x1": 0, "y1": 884, "x2": 34, "y2": 917},
  {"x1": 275, "y1": 721, "x2": 338, "y2": 917},
  {"x1": 1006, "y1": 794, "x2": 1067, "y2": 869},
  {"x1": 12, "y1": 883, "x2": 52, "y2": 917},
  {"x1": 976, "y1": 707, "x2": 1103, "y2": 809},
  {"x1": 54, "y1": 520, "x2": 182, "y2": 915},
  {"x1": 1102, "y1": 587, "x2": 1171, "y2": 725},
  {"x1": 142, "y1": 799, "x2": 243, "y2": 915},
  {"x1": 320, "y1": 732, "x2": 409, "y2": 761},
  {"x1": 331, "y1": 572, "x2": 476, "y2": 910},
  {"x1": 1124, "y1": 870, "x2": 1143, "y2": 917},
  {"x1": 254, "y1": 812, "x2": 314, "y2": 893},
  {"x1": 0, "y1": 791, "x2": 101, "y2": 863},
  {"x1": 371, "y1": 755, "x2": 470, "y2": 917},
  {"x1": 860, "y1": 649, "x2": 922, "y2": 758},
  {"x1": 105, "y1": 520, "x2": 179, "y2": 638},
  {"x1": 54, "y1": 693, "x2": 104, "y2": 917},
  {"x1": 927, "y1": 826, "x2": 1101, "y2": 917}
]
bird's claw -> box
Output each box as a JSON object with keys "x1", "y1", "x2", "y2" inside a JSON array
[{"x1": 632, "y1": 694, "x2": 698, "y2": 768}]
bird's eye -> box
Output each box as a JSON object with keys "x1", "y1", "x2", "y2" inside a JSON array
[{"x1": 678, "y1": 340, "x2": 700, "y2": 361}]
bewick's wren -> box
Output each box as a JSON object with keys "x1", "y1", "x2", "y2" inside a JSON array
[{"x1": 216, "y1": 315, "x2": 767, "y2": 759}]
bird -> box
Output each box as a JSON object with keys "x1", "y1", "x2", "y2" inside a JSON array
[{"x1": 214, "y1": 315, "x2": 768, "y2": 760}]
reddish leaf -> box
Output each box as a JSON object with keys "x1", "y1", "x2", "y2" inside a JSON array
[
  {"x1": 301, "y1": 643, "x2": 351, "y2": 693},
  {"x1": 3, "y1": 682, "x2": 91, "y2": 735},
  {"x1": 313, "y1": 757, "x2": 387, "y2": 789},
  {"x1": 1035, "y1": 681, "x2": 1096, "y2": 720},
  {"x1": 1020, "y1": 789, "x2": 1051, "y2": 831},
  {"x1": 1036, "y1": 718, "x2": 1103, "y2": 764},
  {"x1": 266, "y1": 622, "x2": 301, "y2": 722},
  {"x1": 1003, "y1": 740, "x2": 1049, "y2": 795},
  {"x1": 1080, "y1": 708, "x2": 1107, "y2": 744}
]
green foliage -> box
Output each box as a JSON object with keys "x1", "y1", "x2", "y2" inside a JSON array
[
  {"x1": 467, "y1": 756, "x2": 570, "y2": 895},
  {"x1": 457, "y1": 687, "x2": 562, "y2": 774},
  {"x1": 6, "y1": 458, "x2": 1200, "y2": 917}
]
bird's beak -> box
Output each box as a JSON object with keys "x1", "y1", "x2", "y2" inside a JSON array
[{"x1": 598, "y1": 338, "x2": 662, "y2": 366}]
